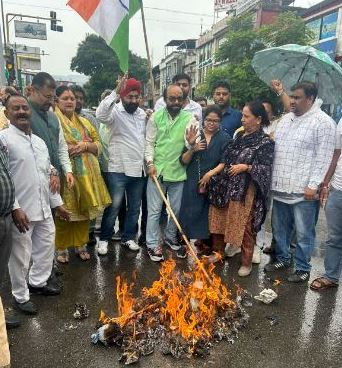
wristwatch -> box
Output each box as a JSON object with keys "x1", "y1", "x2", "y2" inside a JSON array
[{"x1": 50, "y1": 168, "x2": 59, "y2": 177}]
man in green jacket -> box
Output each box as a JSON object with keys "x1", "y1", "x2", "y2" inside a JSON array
[
  {"x1": 28, "y1": 72, "x2": 74, "y2": 192},
  {"x1": 145, "y1": 85, "x2": 198, "y2": 262}
]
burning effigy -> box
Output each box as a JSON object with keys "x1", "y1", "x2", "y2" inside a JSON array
[{"x1": 91, "y1": 258, "x2": 249, "y2": 364}]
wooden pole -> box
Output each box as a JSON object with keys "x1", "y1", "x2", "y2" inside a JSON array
[
  {"x1": 140, "y1": 0, "x2": 155, "y2": 107},
  {"x1": 151, "y1": 175, "x2": 214, "y2": 286}
]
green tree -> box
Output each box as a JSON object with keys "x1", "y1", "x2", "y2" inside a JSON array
[
  {"x1": 71, "y1": 34, "x2": 149, "y2": 106},
  {"x1": 217, "y1": 13, "x2": 265, "y2": 64},
  {"x1": 201, "y1": 12, "x2": 313, "y2": 109}
]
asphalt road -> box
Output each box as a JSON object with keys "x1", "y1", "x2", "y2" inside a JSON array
[{"x1": 2, "y1": 213, "x2": 341, "y2": 368}]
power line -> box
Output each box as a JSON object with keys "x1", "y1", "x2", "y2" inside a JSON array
[
  {"x1": 143, "y1": 18, "x2": 211, "y2": 27},
  {"x1": 3, "y1": 1, "x2": 214, "y2": 18},
  {"x1": 145, "y1": 7, "x2": 213, "y2": 18},
  {"x1": 3, "y1": 1, "x2": 212, "y2": 28}
]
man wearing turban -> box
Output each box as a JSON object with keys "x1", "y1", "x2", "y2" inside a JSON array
[{"x1": 96, "y1": 76, "x2": 146, "y2": 255}]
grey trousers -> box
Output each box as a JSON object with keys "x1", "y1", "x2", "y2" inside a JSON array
[{"x1": 0, "y1": 215, "x2": 12, "y2": 284}]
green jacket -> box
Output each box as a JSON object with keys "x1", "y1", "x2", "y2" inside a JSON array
[
  {"x1": 154, "y1": 108, "x2": 192, "y2": 182},
  {"x1": 29, "y1": 102, "x2": 62, "y2": 174}
]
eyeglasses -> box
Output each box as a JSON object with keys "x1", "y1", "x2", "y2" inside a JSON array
[
  {"x1": 167, "y1": 96, "x2": 184, "y2": 103},
  {"x1": 205, "y1": 118, "x2": 220, "y2": 124}
]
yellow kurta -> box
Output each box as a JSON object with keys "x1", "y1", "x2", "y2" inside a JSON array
[
  {"x1": 54, "y1": 108, "x2": 111, "y2": 249},
  {"x1": 0, "y1": 107, "x2": 9, "y2": 130}
]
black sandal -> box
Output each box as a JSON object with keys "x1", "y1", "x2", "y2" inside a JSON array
[{"x1": 310, "y1": 277, "x2": 338, "y2": 291}]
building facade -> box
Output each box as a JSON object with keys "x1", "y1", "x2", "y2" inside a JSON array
[
  {"x1": 157, "y1": 40, "x2": 196, "y2": 96},
  {"x1": 302, "y1": 0, "x2": 342, "y2": 63},
  {"x1": 196, "y1": 16, "x2": 230, "y2": 87},
  {"x1": 301, "y1": 0, "x2": 342, "y2": 121}
]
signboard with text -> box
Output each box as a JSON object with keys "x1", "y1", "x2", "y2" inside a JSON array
[
  {"x1": 321, "y1": 12, "x2": 338, "y2": 40},
  {"x1": 14, "y1": 20, "x2": 47, "y2": 40},
  {"x1": 214, "y1": 0, "x2": 238, "y2": 12},
  {"x1": 307, "y1": 18, "x2": 321, "y2": 43},
  {"x1": 315, "y1": 39, "x2": 337, "y2": 60}
]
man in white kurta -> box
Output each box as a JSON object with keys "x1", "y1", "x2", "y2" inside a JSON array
[{"x1": 0, "y1": 95, "x2": 68, "y2": 315}]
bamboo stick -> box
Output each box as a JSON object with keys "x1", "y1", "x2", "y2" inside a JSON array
[
  {"x1": 151, "y1": 175, "x2": 215, "y2": 286},
  {"x1": 140, "y1": 0, "x2": 155, "y2": 107}
]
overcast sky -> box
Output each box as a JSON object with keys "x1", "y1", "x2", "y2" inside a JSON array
[{"x1": 2, "y1": 0, "x2": 322, "y2": 76}]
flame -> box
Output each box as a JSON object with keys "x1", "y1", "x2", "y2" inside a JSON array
[
  {"x1": 273, "y1": 279, "x2": 282, "y2": 286},
  {"x1": 100, "y1": 259, "x2": 237, "y2": 344}
]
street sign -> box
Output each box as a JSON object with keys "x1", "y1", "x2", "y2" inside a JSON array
[
  {"x1": 14, "y1": 20, "x2": 47, "y2": 40},
  {"x1": 214, "y1": 0, "x2": 239, "y2": 12},
  {"x1": 15, "y1": 45, "x2": 41, "y2": 55},
  {"x1": 17, "y1": 55, "x2": 41, "y2": 71}
]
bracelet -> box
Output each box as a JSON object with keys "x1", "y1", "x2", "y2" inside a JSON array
[
  {"x1": 147, "y1": 162, "x2": 154, "y2": 168},
  {"x1": 276, "y1": 90, "x2": 284, "y2": 97},
  {"x1": 84, "y1": 142, "x2": 88, "y2": 152},
  {"x1": 50, "y1": 168, "x2": 59, "y2": 177}
]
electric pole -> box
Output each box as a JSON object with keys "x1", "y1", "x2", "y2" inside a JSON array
[{"x1": 0, "y1": 25, "x2": 6, "y2": 85}]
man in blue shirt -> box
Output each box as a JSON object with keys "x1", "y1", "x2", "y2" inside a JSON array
[{"x1": 212, "y1": 80, "x2": 242, "y2": 138}]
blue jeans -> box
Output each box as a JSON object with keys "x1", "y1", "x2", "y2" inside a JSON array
[
  {"x1": 324, "y1": 187, "x2": 342, "y2": 283},
  {"x1": 100, "y1": 172, "x2": 144, "y2": 242},
  {"x1": 146, "y1": 177, "x2": 184, "y2": 249},
  {"x1": 272, "y1": 199, "x2": 319, "y2": 272}
]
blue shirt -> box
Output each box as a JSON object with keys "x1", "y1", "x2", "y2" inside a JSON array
[{"x1": 221, "y1": 106, "x2": 242, "y2": 138}]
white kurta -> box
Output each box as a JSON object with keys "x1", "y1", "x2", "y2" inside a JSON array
[
  {"x1": 96, "y1": 91, "x2": 146, "y2": 177},
  {"x1": 0, "y1": 125, "x2": 63, "y2": 303}
]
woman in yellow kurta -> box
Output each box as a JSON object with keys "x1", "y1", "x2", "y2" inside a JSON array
[{"x1": 54, "y1": 86, "x2": 111, "y2": 263}]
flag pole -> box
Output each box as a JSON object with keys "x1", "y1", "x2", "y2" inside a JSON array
[{"x1": 140, "y1": 0, "x2": 155, "y2": 107}]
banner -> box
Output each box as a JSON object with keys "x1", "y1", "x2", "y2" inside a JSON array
[
  {"x1": 317, "y1": 39, "x2": 337, "y2": 60},
  {"x1": 14, "y1": 21, "x2": 47, "y2": 40},
  {"x1": 321, "y1": 11, "x2": 338, "y2": 40},
  {"x1": 214, "y1": 0, "x2": 238, "y2": 12},
  {"x1": 306, "y1": 18, "x2": 321, "y2": 43}
]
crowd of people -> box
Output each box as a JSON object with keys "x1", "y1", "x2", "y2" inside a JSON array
[{"x1": 0, "y1": 70, "x2": 341, "y2": 365}]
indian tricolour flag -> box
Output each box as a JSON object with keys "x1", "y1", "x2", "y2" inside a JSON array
[{"x1": 67, "y1": 0, "x2": 141, "y2": 72}]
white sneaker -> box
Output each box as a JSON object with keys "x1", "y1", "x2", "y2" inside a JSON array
[
  {"x1": 225, "y1": 244, "x2": 241, "y2": 257},
  {"x1": 122, "y1": 240, "x2": 140, "y2": 251},
  {"x1": 252, "y1": 246, "x2": 261, "y2": 264},
  {"x1": 97, "y1": 240, "x2": 108, "y2": 255},
  {"x1": 238, "y1": 265, "x2": 252, "y2": 277}
]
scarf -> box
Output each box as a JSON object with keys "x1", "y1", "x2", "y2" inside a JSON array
[{"x1": 208, "y1": 129, "x2": 274, "y2": 231}]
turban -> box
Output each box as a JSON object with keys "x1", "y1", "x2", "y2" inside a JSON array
[{"x1": 119, "y1": 78, "x2": 141, "y2": 99}]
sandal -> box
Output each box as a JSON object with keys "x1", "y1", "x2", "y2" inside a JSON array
[
  {"x1": 310, "y1": 277, "x2": 338, "y2": 291},
  {"x1": 56, "y1": 250, "x2": 69, "y2": 264},
  {"x1": 75, "y1": 246, "x2": 91, "y2": 261},
  {"x1": 203, "y1": 252, "x2": 223, "y2": 264}
]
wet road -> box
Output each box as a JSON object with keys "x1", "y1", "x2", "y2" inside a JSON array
[{"x1": 2, "y1": 214, "x2": 342, "y2": 368}]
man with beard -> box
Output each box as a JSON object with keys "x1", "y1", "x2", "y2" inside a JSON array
[
  {"x1": 28, "y1": 72, "x2": 74, "y2": 193},
  {"x1": 212, "y1": 80, "x2": 242, "y2": 138},
  {"x1": 154, "y1": 73, "x2": 202, "y2": 122},
  {"x1": 96, "y1": 77, "x2": 146, "y2": 254},
  {"x1": 145, "y1": 85, "x2": 199, "y2": 262},
  {"x1": 0, "y1": 95, "x2": 69, "y2": 315},
  {"x1": 71, "y1": 85, "x2": 100, "y2": 131}
]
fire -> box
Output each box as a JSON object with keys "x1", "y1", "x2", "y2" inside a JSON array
[
  {"x1": 100, "y1": 259, "x2": 237, "y2": 343},
  {"x1": 273, "y1": 279, "x2": 282, "y2": 286}
]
